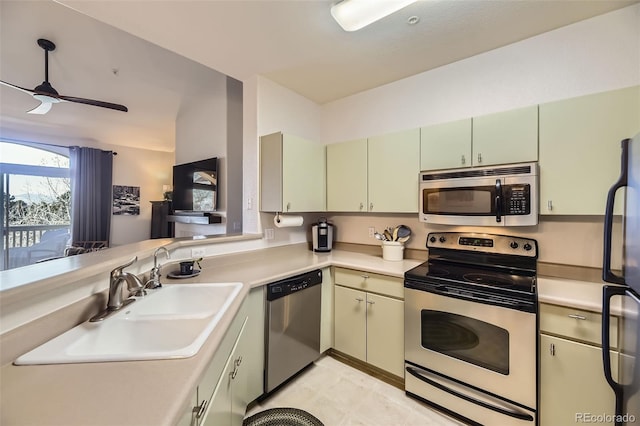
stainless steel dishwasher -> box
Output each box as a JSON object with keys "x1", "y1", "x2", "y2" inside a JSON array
[{"x1": 265, "y1": 269, "x2": 322, "y2": 394}]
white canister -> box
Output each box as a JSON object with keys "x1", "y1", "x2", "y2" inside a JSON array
[{"x1": 382, "y1": 241, "x2": 404, "y2": 261}]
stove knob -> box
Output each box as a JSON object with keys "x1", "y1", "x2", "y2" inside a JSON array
[
  {"x1": 524, "y1": 243, "x2": 533, "y2": 251},
  {"x1": 510, "y1": 241, "x2": 519, "y2": 249},
  {"x1": 439, "y1": 236, "x2": 446, "y2": 243},
  {"x1": 429, "y1": 236, "x2": 436, "y2": 243}
]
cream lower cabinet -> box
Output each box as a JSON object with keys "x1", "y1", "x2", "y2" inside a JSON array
[
  {"x1": 539, "y1": 303, "x2": 619, "y2": 426},
  {"x1": 180, "y1": 287, "x2": 264, "y2": 426},
  {"x1": 539, "y1": 86, "x2": 640, "y2": 215},
  {"x1": 333, "y1": 268, "x2": 404, "y2": 377}
]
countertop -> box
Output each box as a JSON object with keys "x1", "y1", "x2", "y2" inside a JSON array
[{"x1": 0, "y1": 243, "x2": 611, "y2": 425}]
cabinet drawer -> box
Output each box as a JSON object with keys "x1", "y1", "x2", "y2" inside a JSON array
[
  {"x1": 540, "y1": 304, "x2": 617, "y2": 347},
  {"x1": 334, "y1": 267, "x2": 403, "y2": 299}
]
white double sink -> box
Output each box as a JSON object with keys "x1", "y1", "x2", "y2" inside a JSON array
[{"x1": 15, "y1": 283, "x2": 243, "y2": 365}]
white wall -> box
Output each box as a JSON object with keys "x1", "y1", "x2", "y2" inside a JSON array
[
  {"x1": 110, "y1": 145, "x2": 174, "y2": 245},
  {"x1": 312, "y1": 4, "x2": 637, "y2": 268},
  {"x1": 321, "y1": 4, "x2": 640, "y2": 143},
  {"x1": 242, "y1": 76, "x2": 323, "y2": 244}
]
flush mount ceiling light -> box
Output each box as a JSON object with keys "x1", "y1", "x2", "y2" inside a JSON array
[{"x1": 331, "y1": 0, "x2": 419, "y2": 32}]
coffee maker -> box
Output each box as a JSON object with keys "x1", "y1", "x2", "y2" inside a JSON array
[{"x1": 312, "y1": 218, "x2": 334, "y2": 252}]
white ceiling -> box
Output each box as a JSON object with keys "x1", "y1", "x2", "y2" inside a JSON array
[{"x1": 1, "y1": 0, "x2": 637, "y2": 152}]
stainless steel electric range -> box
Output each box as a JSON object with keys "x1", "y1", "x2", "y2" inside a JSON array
[{"x1": 404, "y1": 232, "x2": 538, "y2": 426}]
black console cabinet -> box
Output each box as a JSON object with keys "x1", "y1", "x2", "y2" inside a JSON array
[{"x1": 150, "y1": 201, "x2": 174, "y2": 238}]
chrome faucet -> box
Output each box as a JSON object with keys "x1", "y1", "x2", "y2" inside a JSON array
[
  {"x1": 90, "y1": 257, "x2": 145, "y2": 322},
  {"x1": 146, "y1": 246, "x2": 170, "y2": 289}
]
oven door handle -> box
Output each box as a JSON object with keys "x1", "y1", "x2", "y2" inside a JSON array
[
  {"x1": 495, "y1": 179, "x2": 503, "y2": 223},
  {"x1": 405, "y1": 366, "x2": 534, "y2": 422}
]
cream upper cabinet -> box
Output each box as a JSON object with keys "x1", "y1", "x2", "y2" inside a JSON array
[
  {"x1": 326, "y1": 138, "x2": 368, "y2": 212},
  {"x1": 260, "y1": 132, "x2": 326, "y2": 212},
  {"x1": 539, "y1": 86, "x2": 640, "y2": 215},
  {"x1": 420, "y1": 118, "x2": 472, "y2": 170},
  {"x1": 367, "y1": 128, "x2": 420, "y2": 213},
  {"x1": 472, "y1": 105, "x2": 539, "y2": 166}
]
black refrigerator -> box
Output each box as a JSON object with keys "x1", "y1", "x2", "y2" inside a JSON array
[{"x1": 603, "y1": 134, "x2": 640, "y2": 426}]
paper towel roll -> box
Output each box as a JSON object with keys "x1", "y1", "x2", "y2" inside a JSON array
[{"x1": 274, "y1": 214, "x2": 304, "y2": 228}]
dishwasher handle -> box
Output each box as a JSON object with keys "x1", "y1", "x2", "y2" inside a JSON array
[{"x1": 266, "y1": 269, "x2": 323, "y2": 301}]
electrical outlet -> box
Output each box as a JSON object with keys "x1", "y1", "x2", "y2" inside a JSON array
[
  {"x1": 265, "y1": 228, "x2": 275, "y2": 240},
  {"x1": 368, "y1": 227, "x2": 375, "y2": 238},
  {"x1": 191, "y1": 247, "x2": 206, "y2": 258}
]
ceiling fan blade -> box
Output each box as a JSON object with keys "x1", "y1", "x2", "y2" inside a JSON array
[
  {"x1": 27, "y1": 101, "x2": 53, "y2": 115},
  {"x1": 59, "y1": 95, "x2": 128, "y2": 112},
  {"x1": 0, "y1": 79, "x2": 36, "y2": 96}
]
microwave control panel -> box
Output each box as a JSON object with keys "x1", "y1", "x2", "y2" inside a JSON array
[{"x1": 504, "y1": 184, "x2": 531, "y2": 215}]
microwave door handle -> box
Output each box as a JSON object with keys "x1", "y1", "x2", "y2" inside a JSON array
[
  {"x1": 603, "y1": 138, "x2": 629, "y2": 284},
  {"x1": 495, "y1": 179, "x2": 503, "y2": 223}
]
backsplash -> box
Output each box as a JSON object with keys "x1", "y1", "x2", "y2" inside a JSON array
[{"x1": 326, "y1": 213, "x2": 622, "y2": 270}]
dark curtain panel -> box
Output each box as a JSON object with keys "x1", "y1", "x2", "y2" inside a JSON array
[{"x1": 69, "y1": 146, "x2": 113, "y2": 245}]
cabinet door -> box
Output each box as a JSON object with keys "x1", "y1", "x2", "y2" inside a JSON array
[
  {"x1": 326, "y1": 139, "x2": 368, "y2": 212},
  {"x1": 201, "y1": 318, "x2": 248, "y2": 426},
  {"x1": 472, "y1": 105, "x2": 538, "y2": 166},
  {"x1": 366, "y1": 293, "x2": 404, "y2": 377},
  {"x1": 367, "y1": 129, "x2": 420, "y2": 213},
  {"x1": 420, "y1": 119, "x2": 472, "y2": 170},
  {"x1": 540, "y1": 334, "x2": 618, "y2": 426},
  {"x1": 334, "y1": 285, "x2": 366, "y2": 361},
  {"x1": 282, "y1": 134, "x2": 326, "y2": 212},
  {"x1": 539, "y1": 86, "x2": 640, "y2": 215}
]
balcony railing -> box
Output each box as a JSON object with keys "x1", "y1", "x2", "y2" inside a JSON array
[{"x1": 2, "y1": 224, "x2": 71, "y2": 270}]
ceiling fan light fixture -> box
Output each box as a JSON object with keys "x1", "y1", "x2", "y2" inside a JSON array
[{"x1": 330, "y1": 0, "x2": 419, "y2": 32}]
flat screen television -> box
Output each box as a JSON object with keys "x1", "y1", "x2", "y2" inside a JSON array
[{"x1": 172, "y1": 157, "x2": 218, "y2": 212}]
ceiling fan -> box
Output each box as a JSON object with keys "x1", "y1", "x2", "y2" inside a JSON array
[{"x1": 0, "y1": 38, "x2": 128, "y2": 115}]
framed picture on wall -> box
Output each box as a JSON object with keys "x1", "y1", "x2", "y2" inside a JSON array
[{"x1": 113, "y1": 185, "x2": 140, "y2": 215}]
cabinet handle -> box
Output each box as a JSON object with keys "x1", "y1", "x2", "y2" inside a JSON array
[
  {"x1": 366, "y1": 300, "x2": 375, "y2": 305},
  {"x1": 193, "y1": 399, "x2": 208, "y2": 419},
  {"x1": 547, "y1": 200, "x2": 553, "y2": 211},
  {"x1": 369, "y1": 202, "x2": 373, "y2": 211},
  {"x1": 360, "y1": 274, "x2": 369, "y2": 279},
  {"x1": 235, "y1": 356, "x2": 243, "y2": 367},
  {"x1": 286, "y1": 202, "x2": 291, "y2": 212},
  {"x1": 568, "y1": 314, "x2": 587, "y2": 320},
  {"x1": 355, "y1": 297, "x2": 364, "y2": 303},
  {"x1": 461, "y1": 154, "x2": 466, "y2": 165},
  {"x1": 359, "y1": 202, "x2": 364, "y2": 211},
  {"x1": 549, "y1": 343, "x2": 555, "y2": 356},
  {"x1": 477, "y1": 153, "x2": 482, "y2": 164}
]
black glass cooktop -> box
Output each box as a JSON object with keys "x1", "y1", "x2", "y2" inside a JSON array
[{"x1": 405, "y1": 259, "x2": 536, "y2": 295}]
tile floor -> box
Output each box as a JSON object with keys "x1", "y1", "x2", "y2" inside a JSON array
[{"x1": 246, "y1": 355, "x2": 466, "y2": 426}]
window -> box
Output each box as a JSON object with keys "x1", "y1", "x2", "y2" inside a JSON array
[{"x1": 1, "y1": 141, "x2": 70, "y2": 270}]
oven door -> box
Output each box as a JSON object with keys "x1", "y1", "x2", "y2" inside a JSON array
[{"x1": 404, "y1": 287, "x2": 537, "y2": 410}]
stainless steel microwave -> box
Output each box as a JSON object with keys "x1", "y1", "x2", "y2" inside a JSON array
[{"x1": 419, "y1": 162, "x2": 538, "y2": 226}]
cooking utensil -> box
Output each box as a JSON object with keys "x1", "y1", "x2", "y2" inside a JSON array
[
  {"x1": 392, "y1": 227, "x2": 399, "y2": 241},
  {"x1": 396, "y1": 225, "x2": 411, "y2": 240},
  {"x1": 383, "y1": 229, "x2": 393, "y2": 241},
  {"x1": 374, "y1": 232, "x2": 385, "y2": 241},
  {"x1": 397, "y1": 235, "x2": 410, "y2": 243}
]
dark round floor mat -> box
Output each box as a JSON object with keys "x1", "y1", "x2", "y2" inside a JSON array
[{"x1": 243, "y1": 408, "x2": 324, "y2": 426}]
